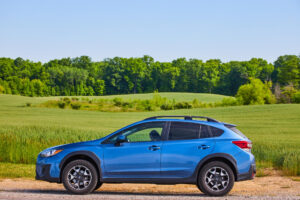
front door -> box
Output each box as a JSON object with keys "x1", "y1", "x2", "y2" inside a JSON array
[{"x1": 102, "y1": 121, "x2": 166, "y2": 179}]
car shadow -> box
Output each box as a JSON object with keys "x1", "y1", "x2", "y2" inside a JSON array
[{"x1": 7, "y1": 189, "x2": 206, "y2": 197}]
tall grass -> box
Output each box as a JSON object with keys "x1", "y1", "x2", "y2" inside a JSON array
[
  {"x1": 0, "y1": 125, "x2": 106, "y2": 164},
  {"x1": 253, "y1": 142, "x2": 300, "y2": 175},
  {"x1": 0, "y1": 94, "x2": 299, "y2": 176}
]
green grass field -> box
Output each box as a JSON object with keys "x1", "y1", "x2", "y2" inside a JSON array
[{"x1": 0, "y1": 94, "x2": 299, "y2": 178}]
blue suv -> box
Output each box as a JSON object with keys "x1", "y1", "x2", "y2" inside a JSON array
[{"x1": 36, "y1": 116, "x2": 256, "y2": 196}]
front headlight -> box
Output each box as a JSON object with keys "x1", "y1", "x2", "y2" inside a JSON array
[{"x1": 40, "y1": 149, "x2": 63, "y2": 158}]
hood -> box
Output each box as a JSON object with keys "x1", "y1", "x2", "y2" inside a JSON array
[{"x1": 43, "y1": 139, "x2": 100, "y2": 151}]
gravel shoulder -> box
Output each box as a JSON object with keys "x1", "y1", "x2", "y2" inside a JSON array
[{"x1": 0, "y1": 175, "x2": 300, "y2": 200}]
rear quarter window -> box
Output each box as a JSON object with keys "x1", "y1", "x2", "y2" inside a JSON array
[
  {"x1": 228, "y1": 126, "x2": 248, "y2": 139},
  {"x1": 210, "y1": 126, "x2": 224, "y2": 137}
]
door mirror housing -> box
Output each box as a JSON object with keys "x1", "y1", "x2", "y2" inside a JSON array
[{"x1": 115, "y1": 135, "x2": 127, "y2": 146}]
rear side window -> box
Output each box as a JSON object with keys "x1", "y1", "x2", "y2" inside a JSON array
[
  {"x1": 210, "y1": 126, "x2": 224, "y2": 137},
  {"x1": 168, "y1": 122, "x2": 200, "y2": 140},
  {"x1": 200, "y1": 125, "x2": 211, "y2": 138}
]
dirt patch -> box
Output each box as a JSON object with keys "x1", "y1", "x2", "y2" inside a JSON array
[{"x1": 0, "y1": 175, "x2": 300, "y2": 199}]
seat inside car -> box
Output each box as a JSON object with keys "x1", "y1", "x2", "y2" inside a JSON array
[{"x1": 149, "y1": 130, "x2": 161, "y2": 141}]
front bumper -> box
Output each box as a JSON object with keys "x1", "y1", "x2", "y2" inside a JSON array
[
  {"x1": 236, "y1": 163, "x2": 256, "y2": 181},
  {"x1": 36, "y1": 164, "x2": 60, "y2": 183}
]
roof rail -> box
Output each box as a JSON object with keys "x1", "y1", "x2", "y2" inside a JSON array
[{"x1": 144, "y1": 115, "x2": 219, "y2": 123}]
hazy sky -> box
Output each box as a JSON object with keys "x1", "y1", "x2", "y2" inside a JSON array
[{"x1": 0, "y1": 0, "x2": 299, "y2": 63}]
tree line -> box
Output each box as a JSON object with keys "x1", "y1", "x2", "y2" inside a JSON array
[{"x1": 0, "y1": 55, "x2": 299, "y2": 97}]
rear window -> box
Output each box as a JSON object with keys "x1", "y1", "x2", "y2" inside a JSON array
[
  {"x1": 228, "y1": 126, "x2": 248, "y2": 139},
  {"x1": 168, "y1": 122, "x2": 200, "y2": 140}
]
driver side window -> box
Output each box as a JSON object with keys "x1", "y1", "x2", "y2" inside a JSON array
[{"x1": 109, "y1": 122, "x2": 165, "y2": 143}]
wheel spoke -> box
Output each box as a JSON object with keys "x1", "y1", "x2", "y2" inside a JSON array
[{"x1": 221, "y1": 181, "x2": 227, "y2": 187}]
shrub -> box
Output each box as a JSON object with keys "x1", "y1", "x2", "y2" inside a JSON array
[
  {"x1": 0, "y1": 85, "x2": 4, "y2": 94},
  {"x1": 281, "y1": 85, "x2": 297, "y2": 103},
  {"x1": 152, "y1": 92, "x2": 166, "y2": 106},
  {"x1": 221, "y1": 97, "x2": 240, "y2": 107},
  {"x1": 292, "y1": 91, "x2": 300, "y2": 103},
  {"x1": 160, "y1": 102, "x2": 173, "y2": 110},
  {"x1": 26, "y1": 102, "x2": 32, "y2": 107},
  {"x1": 174, "y1": 101, "x2": 192, "y2": 109},
  {"x1": 58, "y1": 101, "x2": 66, "y2": 109},
  {"x1": 63, "y1": 97, "x2": 71, "y2": 104},
  {"x1": 236, "y1": 78, "x2": 275, "y2": 105},
  {"x1": 71, "y1": 102, "x2": 81, "y2": 110},
  {"x1": 71, "y1": 97, "x2": 79, "y2": 101},
  {"x1": 143, "y1": 100, "x2": 156, "y2": 111},
  {"x1": 192, "y1": 99, "x2": 200, "y2": 108},
  {"x1": 113, "y1": 98, "x2": 123, "y2": 106}
]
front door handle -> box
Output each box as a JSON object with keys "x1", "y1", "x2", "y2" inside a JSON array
[
  {"x1": 149, "y1": 145, "x2": 160, "y2": 151},
  {"x1": 198, "y1": 145, "x2": 210, "y2": 150}
]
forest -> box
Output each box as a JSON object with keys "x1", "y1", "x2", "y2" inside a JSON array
[{"x1": 0, "y1": 55, "x2": 299, "y2": 97}]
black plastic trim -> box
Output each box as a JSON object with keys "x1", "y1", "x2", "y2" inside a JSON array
[
  {"x1": 59, "y1": 150, "x2": 101, "y2": 182},
  {"x1": 236, "y1": 163, "x2": 256, "y2": 181},
  {"x1": 35, "y1": 164, "x2": 60, "y2": 183},
  {"x1": 144, "y1": 116, "x2": 219, "y2": 123},
  {"x1": 102, "y1": 177, "x2": 195, "y2": 184},
  {"x1": 192, "y1": 153, "x2": 238, "y2": 181}
]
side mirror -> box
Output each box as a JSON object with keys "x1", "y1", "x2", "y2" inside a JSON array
[{"x1": 115, "y1": 135, "x2": 127, "y2": 146}]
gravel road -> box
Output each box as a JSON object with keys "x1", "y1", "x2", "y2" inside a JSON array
[{"x1": 0, "y1": 175, "x2": 300, "y2": 200}]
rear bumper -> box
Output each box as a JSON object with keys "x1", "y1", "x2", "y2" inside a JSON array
[
  {"x1": 236, "y1": 163, "x2": 256, "y2": 181},
  {"x1": 36, "y1": 164, "x2": 60, "y2": 183}
]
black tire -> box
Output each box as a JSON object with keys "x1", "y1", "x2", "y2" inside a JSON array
[
  {"x1": 94, "y1": 181, "x2": 103, "y2": 191},
  {"x1": 197, "y1": 161, "x2": 234, "y2": 196},
  {"x1": 62, "y1": 159, "x2": 98, "y2": 194}
]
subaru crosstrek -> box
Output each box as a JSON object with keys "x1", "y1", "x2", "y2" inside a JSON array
[{"x1": 36, "y1": 115, "x2": 256, "y2": 196}]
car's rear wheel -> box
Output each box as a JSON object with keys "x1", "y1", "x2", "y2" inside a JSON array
[
  {"x1": 62, "y1": 159, "x2": 98, "y2": 194},
  {"x1": 197, "y1": 161, "x2": 234, "y2": 196},
  {"x1": 94, "y1": 181, "x2": 103, "y2": 191}
]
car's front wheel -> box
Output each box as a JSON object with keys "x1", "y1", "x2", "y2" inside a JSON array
[
  {"x1": 62, "y1": 159, "x2": 98, "y2": 194},
  {"x1": 197, "y1": 161, "x2": 234, "y2": 196}
]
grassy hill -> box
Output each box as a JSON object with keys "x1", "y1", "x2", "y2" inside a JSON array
[{"x1": 0, "y1": 94, "x2": 299, "y2": 177}]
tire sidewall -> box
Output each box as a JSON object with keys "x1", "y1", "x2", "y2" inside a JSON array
[
  {"x1": 62, "y1": 159, "x2": 98, "y2": 194},
  {"x1": 94, "y1": 181, "x2": 103, "y2": 191},
  {"x1": 198, "y1": 161, "x2": 234, "y2": 196}
]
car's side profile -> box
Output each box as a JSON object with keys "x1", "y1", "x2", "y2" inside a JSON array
[{"x1": 36, "y1": 115, "x2": 256, "y2": 196}]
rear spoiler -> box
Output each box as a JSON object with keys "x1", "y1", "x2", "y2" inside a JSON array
[{"x1": 223, "y1": 123, "x2": 236, "y2": 128}]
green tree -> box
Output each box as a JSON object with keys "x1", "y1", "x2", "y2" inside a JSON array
[
  {"x1": 273, "y1": 55, "x2": 300, "y2": 87},
  {"x1": 94, "y1": 80, "x2": 105, "y2": 95},
  {"x1": 31, "y1": 79, "x2": 46, "y2": 96},
  {"x1": 202, "y1": 59, "x2": 221, "y2": 93},
  {"x1": 125, "y1": 58, "x2": 146, "y2": 93}
]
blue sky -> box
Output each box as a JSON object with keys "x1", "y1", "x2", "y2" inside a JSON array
[{"x1": 0, "y1": 0, "x2": 299, "y2": 63}]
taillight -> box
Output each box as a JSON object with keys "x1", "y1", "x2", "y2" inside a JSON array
[{"x1": 232, "y1": 141, "x2": 252, "y2": 152}]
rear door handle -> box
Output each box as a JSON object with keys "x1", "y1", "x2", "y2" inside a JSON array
[
  {"x1": 149, "y1": 145, "x2": 160, "y2": 151},
  {"x1": 198, "y1": 145, "x2": 210, "y2": 150}
]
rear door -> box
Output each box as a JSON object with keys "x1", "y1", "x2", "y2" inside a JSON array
[{"x1": 160, "y1": 121, "x2": 216, "y2": 178}]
